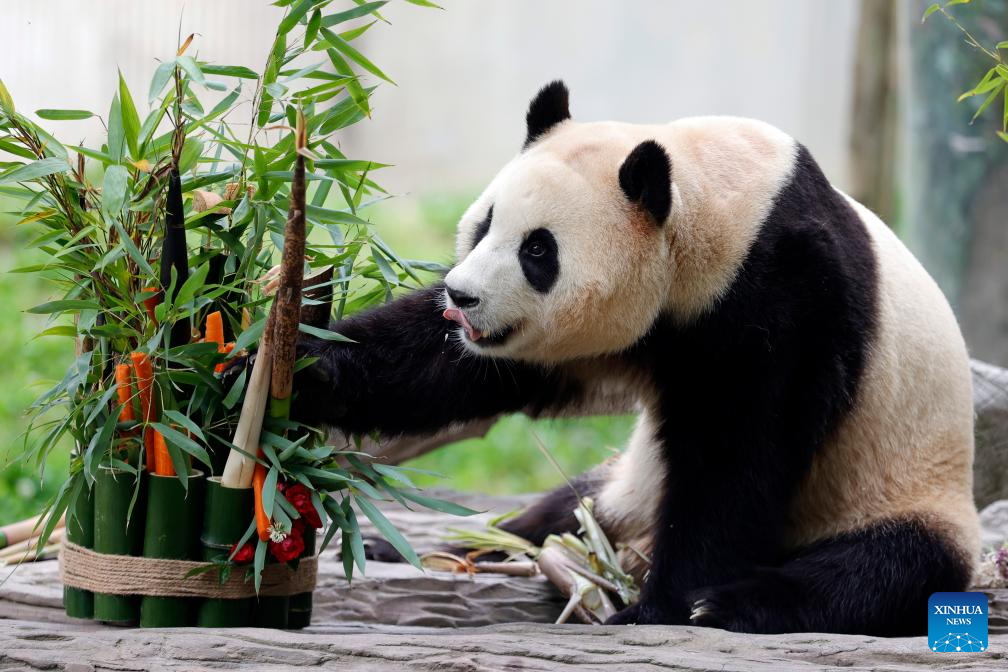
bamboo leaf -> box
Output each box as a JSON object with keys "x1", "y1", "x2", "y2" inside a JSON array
[
  {"x1": 922, "y1": 3, "x2": 941, "y2": 21},
  {"x1": 200, "y1": 64, "x2": 259, "y2": 79},
  {"x1": 151, "y1": 422, "x2": 213, "y2": 469},
  {"x1": 118, "y1": 71, "x2": 141, "y2": 159},
  {"x1": 353, "y1": 494, "x2": 420, "y2": 568},
  {"x1": 397, "y1": 489, "x2": 481, "y2": 516},
  {"x1": 27, "y1": 299, "x2": 99, "y2": 314},
  {"x1": 112, "y1": 219, "x2": 156, "y2": 278},
  {"x1": 322, "y1": 28, "x2": 395, "y2": 84},
  {"x1": 0, "y1": 157, "x2": 69, "y2": 185},
  {"x1": 263, "y1": 466, "x2": 279, "y2": 517},
  {"x1": 0, "y1": 78, "x2": 14, "y2": 115},
  {"x1": 176, "y1": 55, "x2": 207, "y2": 87},
  {"x1": 278, "y1": 0, "x2": 314, "y2": 34},
  {"x1": 149, "y1": 61, "x2": 176, "y2": 104},
  {"x1": 305, "y1": 8, "x2": 322, "y2": 48},
  {"x1": 222, "y1": 366, "x2": 247, "y2": 409},
  {"x1": 173, "y1": 261, "x2": 210, "y2": 308},
  {"x1": 321, "y1": 1, "x2": 387, "y2": 26},
  {"x1": 298, "y1": 322, "x2": 354, "y2": 342},
  {"x1": 107, "y1": 93, "x2": 125, "y2": 163},
  {"x1": 101, "y1": 164, "x2": 129, "y2": 215},
  {"x1": 35, "y1": 109, "x2": 94, "y2": 121}
]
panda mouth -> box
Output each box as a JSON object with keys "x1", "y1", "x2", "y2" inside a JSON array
[{"x1": 442, "y1": 308, "x2": 516, "y2": 346}]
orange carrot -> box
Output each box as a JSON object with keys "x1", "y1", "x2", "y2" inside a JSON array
[
  {"x1": 252, "y1": 456, "x2": 270, "y2": 542},
  {"x1": 215, "y1": 342, "x2": 235, "y2": 374},
  {"x1": 130, "y1": 352, "x2": 156, "y2": 474},
  {"x1": 142, "y1": 286, "x2": 159, "y2": 325},
  {"x1": 152, "y1": 430, "x2": 175, "y2": 477},
  {"x1": 114, "y1": 364, "x2": 135, "y2": 424},
  {"x1": 205, "y1": 311, "x2": 224, "y2": 349}
]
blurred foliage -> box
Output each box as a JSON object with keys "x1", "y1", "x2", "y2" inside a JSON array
[{"x1": 910, "y1": 0, "x2": 1008, "y2": 299}]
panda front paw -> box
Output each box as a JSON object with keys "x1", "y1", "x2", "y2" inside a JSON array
[{"x1": 686, "y1": 578, "x2": 787, "y2": 633}]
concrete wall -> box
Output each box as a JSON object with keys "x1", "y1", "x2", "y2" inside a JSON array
[{"x1": 0, "y1": 0, "x2": 860, "y2": 199}]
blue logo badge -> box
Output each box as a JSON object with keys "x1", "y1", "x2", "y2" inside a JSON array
[{"x1": 928, "y1": 592, "x2": 988, "y2": 652}]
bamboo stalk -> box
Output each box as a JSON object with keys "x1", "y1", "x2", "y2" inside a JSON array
[{"x1": 269, "y1": 109, "x2": 307, "y2": 415}]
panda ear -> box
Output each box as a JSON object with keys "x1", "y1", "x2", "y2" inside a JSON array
[
  {"x1": 525, "y1": 80, "x2": 570, "y2": 148},
  {"x1": 619, "y1": 140, "x2": 672, "y2": 226}
]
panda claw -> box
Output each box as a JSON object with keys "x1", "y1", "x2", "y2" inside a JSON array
[{"x1": 689, "y1": 598, "x2": 713, "y2": 624}]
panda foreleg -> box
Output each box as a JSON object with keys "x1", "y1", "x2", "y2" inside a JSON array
[{"x1": 291, "y1": 284, "x2": 564, "y2": 437}]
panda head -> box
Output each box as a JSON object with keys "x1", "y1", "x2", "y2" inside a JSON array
[{"x1": 443, "y1": 81, "x2": 674, "y2": 362}]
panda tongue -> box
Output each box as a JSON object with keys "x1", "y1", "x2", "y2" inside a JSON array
[{"x1": 443, "y1": 308, "x2": 482, "y2": 341}]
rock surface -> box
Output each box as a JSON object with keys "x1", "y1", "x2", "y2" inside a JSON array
[{"x1": 0, "y1": 492, "x2": 1007, "y2": 670}]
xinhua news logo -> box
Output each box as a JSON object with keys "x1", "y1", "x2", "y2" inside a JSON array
[{"x1": 928, "y1": 592, "x2": 988, "y2": 653}]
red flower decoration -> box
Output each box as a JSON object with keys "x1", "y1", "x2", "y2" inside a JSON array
[
  {"x1": 230, "y1": 542, "x2": 255, "y2": 564},
  {"x1": 269, "y1": 524, "x2": 305, "y2": 563},
  {"x1": 284, "y1": 483, "x2": 322, "y2": 529}
]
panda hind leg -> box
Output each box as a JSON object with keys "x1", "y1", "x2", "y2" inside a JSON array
[{"x1": 687, "y1": 517, "x2": 970, "y2": 636}]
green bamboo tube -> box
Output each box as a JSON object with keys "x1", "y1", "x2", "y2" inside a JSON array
[
  {"x1": 196, "y1": 477, "x2": 254, "y2": 627},
  {"x1": 63, "y1": 483, "x2": 94, "y2": 619},
  {"x1": 93, "y1": 466, "x2": 146, "y2": 625},
  {"x1": 286, "y1": 530, "x2": 316, "y2": 629},
  {"x1": 140, "y1": 471, "x2": 205, "y2": 627},
  {"x1": 254, "y1": 594, "x2": 289, "y2": 629}
]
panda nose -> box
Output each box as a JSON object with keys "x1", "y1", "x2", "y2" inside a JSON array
[{"x1": 447, "y1": 286, "x2": 480, "y2": 309}]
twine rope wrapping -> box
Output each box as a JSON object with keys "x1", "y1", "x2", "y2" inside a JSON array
[{"x1": 59, "y1": 541, "x2": 317, "y2": 598}]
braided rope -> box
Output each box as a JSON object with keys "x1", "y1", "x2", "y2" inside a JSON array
[{"x1": 59, "y1": 541, "x2": 316, "y2": 599}]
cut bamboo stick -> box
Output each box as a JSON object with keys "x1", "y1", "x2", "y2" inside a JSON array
[
  {"x1": 220, "y1": 315, "x2": 273, "y2": 489},
  {"x1": 0, "y1": 527, "x2": 63, "y2": 562},
  {"x1": 0, "y1": 513, "x2": 60, "y2": 549}
]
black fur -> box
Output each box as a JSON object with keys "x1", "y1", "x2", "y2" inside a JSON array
[
  {"x1": 471, "y1": 205, "x2": 493, "y2": 251},
  {"x1": 292, "y1": 284, "x2": 581, "y2": 436},
  {"x1": 524, "y1": 81, "x2": 570, "y2": 148},
  {"x1": 685, "y1": 518, "x2": 971, "y2": 635},
  {"x1": 618, "y1": 140, "x2": 672, "y2": 225},
  {"x1": 605, "y1": 144, "x2": 893, "y2": 630},
  {"x1": 519, "y1": 228, "x2": 560, "y2": 294}
]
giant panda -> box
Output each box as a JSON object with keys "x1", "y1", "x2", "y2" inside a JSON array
[{"x1": 293, "y1": 81, "x2": 980, "y2": 635}]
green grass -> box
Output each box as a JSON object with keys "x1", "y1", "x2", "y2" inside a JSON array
[{"x1": 0, "y1": 192, "x2": 634, "y2": 525}]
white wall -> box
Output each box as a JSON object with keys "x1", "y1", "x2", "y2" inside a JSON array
[{"x1": 0, "y1": 1, "x2": 859, "y2": 199}]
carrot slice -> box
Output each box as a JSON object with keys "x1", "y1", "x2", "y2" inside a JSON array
[
  {"x1": 142, "y1": 286, "x2": 160, "y2": 325},
  {"x1": 205, "y1": 311, "x2": 225, "y2": 349},
  {"x1": 114, "y1": 364, "x2": 135, "y2": 424},
  {"x1": 252, "y1": 456, "x2": 271, "y2": 542},
  {"x1": 130, "y1": 352, "x2": 156, "y2": 474},
  {"x1": 152, "y1": 430, "x2": 175, "y2": 477}
]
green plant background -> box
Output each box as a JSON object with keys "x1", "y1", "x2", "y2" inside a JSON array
[{"x1": 0, "y1": 192, "x2": 633, "y2": 525}]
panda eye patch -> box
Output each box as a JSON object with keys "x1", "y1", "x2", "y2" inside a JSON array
[{"x1": 519, "y1": 228, "x2": 559, "y2": 293}]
